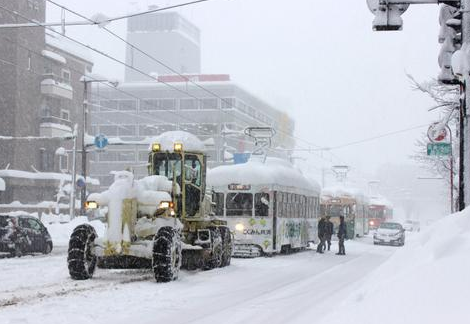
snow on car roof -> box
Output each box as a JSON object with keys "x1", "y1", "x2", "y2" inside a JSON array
[
  {"x1": 208, "y1": 157, "x2": 320, "y2": 194},
  {"x1": 148, "y1": 131, "x2": 205, "y2": 152}
]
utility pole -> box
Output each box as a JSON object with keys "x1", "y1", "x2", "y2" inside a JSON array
[
  {"x1": 70, "y1": 124, "x2": 78, "y2": 219},
  {"x1": 461, "y1": 0, "x2": 470, "y2": 209},
  {"x1": 80, "y1": 81, "x2": 88, "y2": 215}
]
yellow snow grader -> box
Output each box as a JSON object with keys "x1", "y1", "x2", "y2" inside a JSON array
[{"x1": 67, "y1": 131, "x2": 232, "y2": 282}]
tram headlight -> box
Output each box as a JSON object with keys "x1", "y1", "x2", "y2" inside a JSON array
[
  {"x1": 235, "y1": 223, "x2": 244, "y2": 232},
  {"x1": 369, "y1": 220, "x2": 375, "y2": 226}
]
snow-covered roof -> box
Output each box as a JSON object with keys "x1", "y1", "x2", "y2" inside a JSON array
[
  {"x1": 321, "y1": 184, "x2": 368, "y2": 203},
  {"x1": 0, "y1": 170, "x2": 99, "y2": 186},
  {"x1": 208, "y1": 157, "x2": 320, "y2": 194},
  {"x1": 41, "y1": 49, "x2": 67, "y2": 65},
  {"x1": 369, "y1": 195, "x2": 393, "y2": 208},
  {"x1": 45, "y1": 32, "x2": 93, "y2": 63},
  {"x1": 0, "y1": 177, "x2": 5, "y2": 191},
  {"x1": 149, "y1": 131, "x2": 205, "y2": 152}
]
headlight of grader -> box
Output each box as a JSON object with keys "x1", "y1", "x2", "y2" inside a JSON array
[
  {"x1": 85, "y1": 201, "x2": 99, "y2": 209},
  {"x1": 158, "y1": 201, "x2": 174, "y2": 209}
]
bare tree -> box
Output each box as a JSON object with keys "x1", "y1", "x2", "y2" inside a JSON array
[{"x1": 407, "y1": 75, "x2": 459, "y2": 195}]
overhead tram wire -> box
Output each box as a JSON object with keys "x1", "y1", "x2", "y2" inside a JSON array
[
  {"x1": 0, "y1": 53, "x2": 266, "y2": 153},
  {"x1": 1, "y1": 4, "x2": 343, "y2": 167},
  {"x1": 45, "y1": 0, "x2": 330, "y2": 153}
]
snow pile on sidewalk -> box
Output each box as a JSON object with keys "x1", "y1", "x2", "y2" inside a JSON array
[
  {"x1": 46, "y1": 216, "x2": 105, "y2": 246},
  {"x1": 319, "y1": 209, "x2": 470, "y2": 324}
]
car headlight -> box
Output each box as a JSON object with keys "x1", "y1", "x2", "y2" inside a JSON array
[
  {"x1": 235, "y1": 223, "x2": 244, "y2": 232},
  {"x1": 158, "y1": 201, "x2": 174, "y2": 209}
]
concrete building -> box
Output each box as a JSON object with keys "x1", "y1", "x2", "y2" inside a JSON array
[
  {"x1": 0, "y1": 0, "x2": 95, "y2": 209},
  {"x1": 125, "y1": 9, "x2": 201, "y2": 81},
  {"x1": 89, "y1": 74, "x2": 295, "y2": 189}
]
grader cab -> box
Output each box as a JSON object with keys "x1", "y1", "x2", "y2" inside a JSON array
[{"x1": 67, "y1": 131, "x2": 232, "y2": 282}]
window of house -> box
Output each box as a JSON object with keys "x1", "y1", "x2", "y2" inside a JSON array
[
  {"x1": 59, "y1": 154, "x2": 68, "y2": 172},
  {"x1": 117, "y1": 151, "x2": 136, "y2": 162},
  {"x1": 61, "y1": 69, "x2": 71, "y2": 84},
  {"x1": 140, "y1": 99, "x2": 175, "y2": 110},
  {"x1": 27, "y1": 51, "x2": 32, "y2": 71},
  {"x1": 118, "y1": 125, "x2": 136, "y2": 137},
  {"x1": 100, "y1": 100, "x2": 118, "y2": 112},
  {"x1": 39, "y1": 148, "x2": 54, "y2": 172},
  {"x1": 60, "y1": 109, "x2": 70, "y2": 121}
]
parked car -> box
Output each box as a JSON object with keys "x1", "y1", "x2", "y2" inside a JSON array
[
  {"x1": 403, "y1": 220, "x2": 420, "y2": 232},
  {"x1": 0, "y1": 214, "x2": 53, "y2": 257},
  {"x1": 373, "y1": 222, "x2": 405, "y2": 246}
]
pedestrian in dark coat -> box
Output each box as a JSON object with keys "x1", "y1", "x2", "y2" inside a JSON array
[
  {"x1": 316, "y1": 217, "x2": 326, "y2": 253},
  {"x1": 324, "y1": 216, "x2": 334, "y2": 251},
  {"x1": 336, "y1": 216, "x2": 347, "y2": 255}
]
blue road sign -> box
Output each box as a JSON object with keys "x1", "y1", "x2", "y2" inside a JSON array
[{"x1": 94, "y1": 134, "x2": 108, "y2": 149}]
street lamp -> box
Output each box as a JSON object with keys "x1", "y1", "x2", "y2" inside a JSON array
[{"x1": 79, "y1": 75, "x2": 118, "y2": 215}]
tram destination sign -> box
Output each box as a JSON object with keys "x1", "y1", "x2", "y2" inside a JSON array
[{"x1": 427, "y1": 143, "x2": 451, "y2": 156}]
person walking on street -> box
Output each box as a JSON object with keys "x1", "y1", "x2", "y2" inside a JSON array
[
  {"x1": 316, "y1": 216, "x2": 326, "y2": 253},
  {"x1": 324, "y1": 216, "x2": 334, "y2": 251},
  {"x1": 336, "y1": 216, "x2": 347, "y2": 255}
]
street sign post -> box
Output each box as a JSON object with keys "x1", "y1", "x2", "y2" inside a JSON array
[
  {"x1": 427, "y1": 142, "x2": 451, "y2": 156},
  {"x1": 94, "y1": 134, "x2": 108, "y2": 150}
]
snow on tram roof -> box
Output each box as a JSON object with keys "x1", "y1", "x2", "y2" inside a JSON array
[
  {"x1": 321, "y1": 184, "x2": 368, "y2": 202},
  {"x1": 148, "y1": 131, "x2": 205, "y2": 152},
  {"x1": 369, "y1": 195, "x2": 393, "y2": 208},
  {"x1": 208, "y1": 157, "x2": 320, "y2": 193}
]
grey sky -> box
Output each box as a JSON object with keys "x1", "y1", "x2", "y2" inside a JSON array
[{"x1": 47, "y1": 0, "x2": 443, "y2": 187}]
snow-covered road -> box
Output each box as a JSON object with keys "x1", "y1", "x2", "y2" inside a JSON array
[{"x1": 0, "y1": 238, "x2": 397, "y2": 324}]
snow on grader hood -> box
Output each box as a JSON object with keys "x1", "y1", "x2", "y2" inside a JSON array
[{"x1": 68, "y1": 131, "x2": 233, "y2": 283}]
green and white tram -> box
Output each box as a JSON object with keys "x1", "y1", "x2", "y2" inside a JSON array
[{"x1": 208, "y1": 158, "x2": 321, "y2": 257}]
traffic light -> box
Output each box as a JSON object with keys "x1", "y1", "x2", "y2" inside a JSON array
[
  {"x1": 438, "y1": 4, "x2": 461, "y2": 84},
  {"x1": 367, "y1": 0, "x2": 409, "y2": 31}
]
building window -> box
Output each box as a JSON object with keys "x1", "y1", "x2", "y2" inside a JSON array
[
  {"x1": 118, "y1": 125, "x2": 136, "y2": 137},
  {"x1": 39, "y1": 148, "x2": 54, "y2": 172},
  {"x1": 117, "y1": 151, "x2": 136, "y2": 162},
  {"x1": 180, "y1": 98, "x2": 198, "y2": 110},
  {"x1": 27, "y1": 51, "x2": 32, "y2": 71},
  {"x1": 60, "y1": 109, "x2": 70, "y2": 121},
  {"x1": 99, "y1": 125, "x2": 118, "y2": 136},
  {"x1": 100, "y1": 100, "x2": 118, "y2": 112},
  {"x1": 140, "y1": 98, "x2": 175, "y2": 111},
  {"x1": 200, "y1": 98, "x2": 218, "y2": 110},
  {"x1": 59, "y1": 154, "x2": 69, "y2": 172},
  {"x1": 61, "y1": 69, "x2": 71, "y2": 84},
  {"x1": 118, "y1": 100, "x2": 137, "y2": 111},
  {"x1": 221, "y1": 98, "x2": 235, "y2": 109}
]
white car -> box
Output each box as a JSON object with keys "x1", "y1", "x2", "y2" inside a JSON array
[
  {"x1": 403, "y1": 220, "x2": 420, "y2": 232},
  {"x1": 373, "y1": 222, "x2": 405, "y2": 246}
]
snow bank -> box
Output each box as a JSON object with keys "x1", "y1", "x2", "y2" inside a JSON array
[
  {"x1": 319, "y1": 210, "x2": 470, "y2": 324},
  {"x1": 45, "y1": 216, "x2": 105, "y2": 246},
  {"x1": 208, "y1": 157, "x2": 320, "y2": 193}
]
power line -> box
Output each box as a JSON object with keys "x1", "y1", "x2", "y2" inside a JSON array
[
  {"x1": 45, "y1": 0, "x2": 329, "y2": 152},
  {"x1": 0, "y1": 4, "x2": 345, "y2": 168}
]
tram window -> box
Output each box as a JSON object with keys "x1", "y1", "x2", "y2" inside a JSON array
[
  {"x1": 213, "y1": 192, "x2": 224, "y2": 216},
  {"x1": 255, "y1": 193, "x2": 269, "y2": 217},
  {"x1": 226, "y1": 193, "x2": 253, "y2": 216}
]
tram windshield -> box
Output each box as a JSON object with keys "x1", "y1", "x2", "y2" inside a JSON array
[
  {"x1": 369, "y1": 208, "x2": 386, "y2": 219},
  {"x1": 322, "y1": 204, "x2": 350, "y2": 217},
  {"x1": 226, "y1": 193, "x2": 253, "y2": 216}
]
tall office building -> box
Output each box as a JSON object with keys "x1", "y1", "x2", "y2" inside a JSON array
[{"x1": 124, "y1": 8, "x2": 201, "y2": 81}]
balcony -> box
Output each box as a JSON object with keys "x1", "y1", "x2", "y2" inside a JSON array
[
  {"x1": 39, "y1": 116, "x2": 73, "y2": 137},
  {"x1": 41, "y1": 74, "x2": 73, "y2": 100}
]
